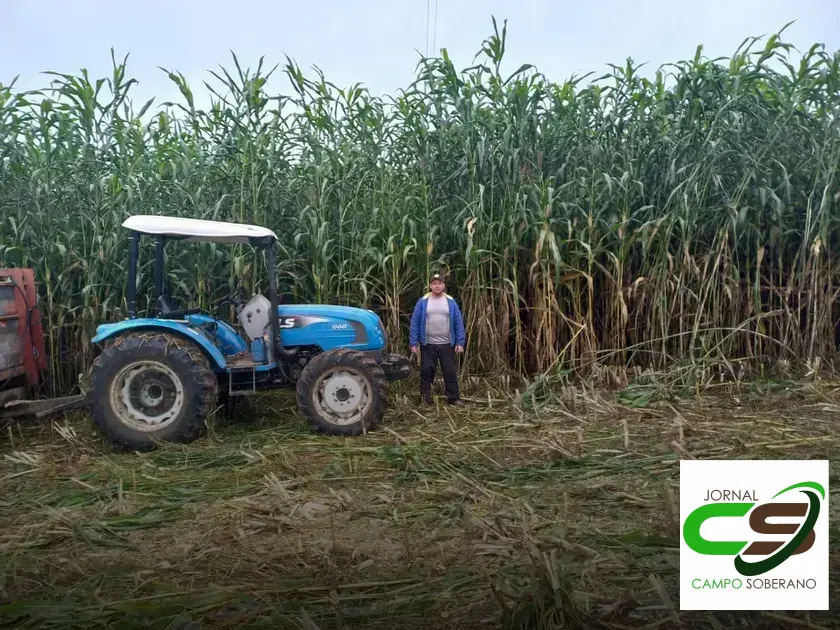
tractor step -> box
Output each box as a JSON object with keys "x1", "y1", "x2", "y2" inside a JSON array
[
  {"x1": 226, "y1": 355, "x2": 266, "y2": 370},
  {"x1": 226, "y1": 353, "x2": 264, "y2": 397}
]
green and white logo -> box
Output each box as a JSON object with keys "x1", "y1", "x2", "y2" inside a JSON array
[{"x1": 679, "y1": 460, "x2": 829, "y2": 611}]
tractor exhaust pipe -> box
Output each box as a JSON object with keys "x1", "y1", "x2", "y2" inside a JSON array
[
  {"x1": 265, "y1": 239, "x2": 297, "y2": 360},
  {"x1": 266, "y1": 239, "x2": 280, "y2": 358}
]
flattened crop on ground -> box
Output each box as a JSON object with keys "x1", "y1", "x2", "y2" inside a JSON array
[{"x1": 1, "y1": 379, "x2": 838, "y2": 629}]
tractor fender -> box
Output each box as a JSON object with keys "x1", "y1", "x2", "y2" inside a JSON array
[{"x1": 91, "y1": 319, "x2": 228, "y2": 372}]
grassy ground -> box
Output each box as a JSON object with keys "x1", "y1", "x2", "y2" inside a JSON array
[{"x1": 0, "y1": 375, "x2": 838, "y2": 629}]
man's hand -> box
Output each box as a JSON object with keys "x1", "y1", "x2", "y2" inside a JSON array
[
  {"x1": 410, "y1": 346, "x2": 419, "y2": 354},
  {"x1": 455, "y1": 345, "x2": 464, "y2": 353}
]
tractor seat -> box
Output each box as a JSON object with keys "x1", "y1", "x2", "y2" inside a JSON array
[{"x1": 157, "y1": 295, "x2": 205, "y2": 320}]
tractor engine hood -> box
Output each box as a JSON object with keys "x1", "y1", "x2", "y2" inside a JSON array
[{"x1": 274, "y1": 303, "x2": 387, "y2": 352}]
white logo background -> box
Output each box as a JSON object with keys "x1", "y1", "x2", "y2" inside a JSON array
[{"x1": 680, "y1": 459, "x2": 829, "y2": 611}]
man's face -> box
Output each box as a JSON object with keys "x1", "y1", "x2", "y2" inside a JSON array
[{"x1": 430, "y1": 279, "x2": 445, "y2": 294}]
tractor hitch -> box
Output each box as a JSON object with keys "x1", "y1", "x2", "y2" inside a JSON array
[{"x1": 1, "y1": 394, "x2": 86, "y2": 420}]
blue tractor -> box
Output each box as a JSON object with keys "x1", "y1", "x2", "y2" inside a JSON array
[{"x1": 86, "y1": 215, "x2": 412, "y2": 450}]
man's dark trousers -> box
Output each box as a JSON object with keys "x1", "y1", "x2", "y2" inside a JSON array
[{"x1": 420, "y1": 343, "x2": 460, "y2": 402}]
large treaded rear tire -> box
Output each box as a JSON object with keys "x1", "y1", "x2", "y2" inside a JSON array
[
  {"x1": 296, "y1": 348, "x2": 388, "y2": 436},
  {"x1": 87, "y1": 332, "x2": 219, "y2": 451}
]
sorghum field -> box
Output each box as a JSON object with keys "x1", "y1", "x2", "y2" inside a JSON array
[
  {"x1": 1, "y1": 20, "x2": 839, "y2": 392},
  {"x1": 1, "y1": 19, "x2": 839, "y2": 629}
]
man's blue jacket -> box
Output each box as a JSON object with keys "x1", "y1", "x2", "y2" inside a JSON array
[{"x1": 409, "y1": 293, "x2": 466, "y2": 348}]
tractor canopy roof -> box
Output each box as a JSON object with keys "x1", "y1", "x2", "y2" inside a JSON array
[{"x1": 122, "y1": 215, "x2": 277, "y2": 245}]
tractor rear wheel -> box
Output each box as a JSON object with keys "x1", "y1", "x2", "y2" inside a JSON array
[
  {"x1": 296, "y1": 348, "x2": 388, "y2": 436},
  {"x1": 87, "y1": 332, "x2": 219, "y2": 451}
]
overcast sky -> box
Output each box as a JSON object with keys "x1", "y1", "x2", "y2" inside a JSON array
[{"x1": 2, "y1": 0, "x2": 839, "y2": 111}]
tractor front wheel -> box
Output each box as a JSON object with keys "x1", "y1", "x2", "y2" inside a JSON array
[
  {"x1": 87, "y1": 332, "x2": 219, "y2": 451},
  {"x1": 296, "y1": 348, "x2": 388, "y2": 436}
]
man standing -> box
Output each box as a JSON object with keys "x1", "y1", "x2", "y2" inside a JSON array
[{"x1": 409, "y1": 273, "x2": 466, "y2": 406}]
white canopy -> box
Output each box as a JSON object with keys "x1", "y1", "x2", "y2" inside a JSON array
[{"x1": 122, "y1": 215, "x2": 277, "y2": 244}]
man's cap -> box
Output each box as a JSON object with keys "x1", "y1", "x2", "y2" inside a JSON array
[{"x1": 429, "y1": 273, "x2": 446, "y2": 283}]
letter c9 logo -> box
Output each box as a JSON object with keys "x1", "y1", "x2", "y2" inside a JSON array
[{"x1": 683, "y1": 482, "x2": 824, "y2": 577}]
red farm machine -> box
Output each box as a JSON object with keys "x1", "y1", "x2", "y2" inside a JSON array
[{"x1": 0, "y1": 268, "x2": 85, "y2": 420}]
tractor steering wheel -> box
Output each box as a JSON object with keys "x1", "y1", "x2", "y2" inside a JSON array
[{"x1": 213, "y1": 286, "x2": 245, "y2": 312}]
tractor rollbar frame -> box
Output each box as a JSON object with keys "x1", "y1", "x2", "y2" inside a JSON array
[
  {"x1": 123, "y1": 228, "x2": 286, "y2": 364},
  {"x1": 127, "y1": 231, "x2": 139, "y2": 319},
  {"x1": 125, "y1": 231, "x2": 166, "y2": 319},
  {"x1": 154, "y1": 235, "x2": 165, "y2": 313},
  {"x1": 264, "y1": 237, "x2": 281, "y2": 361}
]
